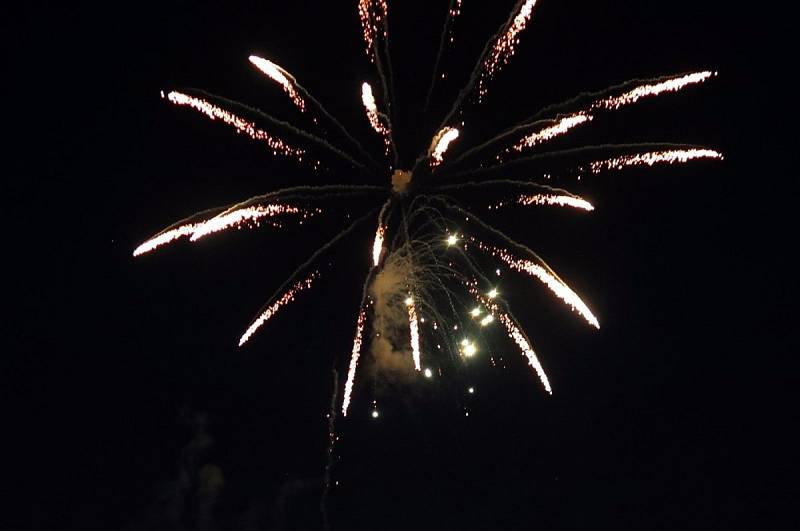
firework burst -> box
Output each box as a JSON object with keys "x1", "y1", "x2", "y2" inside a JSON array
[{"x1": 135, "y1": 1, "x2": 721, "y2": 422}]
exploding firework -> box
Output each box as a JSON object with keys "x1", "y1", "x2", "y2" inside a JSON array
[{"x1": 135, "y1": 1, "x2": 721, "y2": 422}]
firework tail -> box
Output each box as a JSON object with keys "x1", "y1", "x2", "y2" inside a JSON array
[{"x1": 320, "y1": 366, "x2": 338, "y2": 531}]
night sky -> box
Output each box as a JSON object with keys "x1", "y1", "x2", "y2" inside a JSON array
[{"x1": 19, "y1": 1, "x2": 793, "y2": 529}]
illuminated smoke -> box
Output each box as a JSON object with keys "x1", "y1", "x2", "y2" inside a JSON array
[
  {"x1": 163, "y1": 91, "x2": 305, "y2": 159},
  {"x1": 478, "y1": 0, "x2": 540, "y2": 99},
  {"x1": 429, "y1": 127, "x2": 460, "y2": 169},
  {"x1": 406, "y1": 296, "x2": 422, "y2": 371},
  {"x1": 372, "y1": 223, "x2": 386, "y2": 266},
  {"x1": 342, "y1": 306, "x2": 368, "y2": 415},
  {"x1": 476, "y1": 241, "x2": 600, "y2": 329},
  {"x1": 358, "y1": 0, "x2": 389, "y2": 59},
  {"x1": 511, "y1": 113, "x2": 592, "y2": 152},
  {"x1": 239, "y1": 272, "x2": 320, "y2": 346},
  {"x1": 589, "y1": 148, "x2": 724, "y2": 173},
  {"x1": 491, "y1": 194, "x2": 594, "y2": 211},
  {"x1": 248, "y1": 56, "x2": 306, "y2": 112},
  {"x1": 361, "y1": 82, "x2": 391, "y2": 153},
  {"x1": 190, "y1": 204, "x2": 318, "y2": 241},
  {"x1": 593, "y1": 71, "x2": 715, "y2": 110}
]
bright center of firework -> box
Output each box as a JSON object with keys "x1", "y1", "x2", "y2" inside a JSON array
[
  {"x1": 446, "y1": 234, "x2": 459, "y2": 246},
  {"x1": 424, "y1": 368, "x2": 433, "y2": 378},
  {"x1": 391, "y1": 169, "x2": 412, "y2": 194},
  {"x1": 405, "y1": 296, "x2": 414, "y2": 306},
  {"x1": 470, "y1": 307, "x2": 482, "y2": 317},
  {"x1": 371, "y1": 410, "x2": 379, "y2": 418},
  {"x1": 468, "y1": 387, "x2": 475, "y2": 394},
  {"x1": 487, "y1": 288, "x2": 498, "y2": 299},
  {"x1": 480, "y1": 315, "x2": 494, "y2": 326},
  {"x1": 460, "y1": 339, "x2": 477, "y2": 357}
]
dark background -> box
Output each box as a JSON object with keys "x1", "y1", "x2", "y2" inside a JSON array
[{"x1": 16, "y1": 1, "x2": 794, "y2": 529}]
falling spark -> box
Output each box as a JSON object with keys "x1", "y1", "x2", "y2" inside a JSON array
[
  {"x1": 478, "y1": 0, "x2": 540, "y2": 99},
  {"x1": 248, "y1": 56, "x2": 306, "y2": 112},
  {"x1": 358, "y1": 0, "x2": 388, "y2": 59},
  {"x1": 342, "y1": 306, "x2": 368, "y2": 415},
  {"x1": 594, "y1": 71, "x2": 716, "y2": 110},
  {"x1": 511, "y1": 113, "x2": 592, "y2": 152},
  {"x1": 406, "y1": 296, "x2": 422, "y2": 371},
  {"x1": 163, "y1": 91, "x2": 305, "y2": 160},
  {"x1": 361, "y1": 82, "x2": 391, "y2": 153},
  {"x1": 190, "y1": 204, "x2": 317, "y2": 241},
  {"x1": 239, "y1": 272, "x2": 320, "y2": 346},
  {"x1": 498, "y1": 313, "x2": 551, "y2": 394},
  {"x1": 588, "y1": 148, "x2": 724, "y2": 173},
  {"x1": 480, "y1": 315, "x2": 494, "y2": 326},
  {"x1": 477, "y1": 241, "x2": 599, "y2": 328},
  {"x1": 424, "y1": 368, "x2": 433, "y2": 378},
  {"x1": 429, "y1": 127, "x2": 460, "y2": 169},
  {"x1": 371, "y1": 409, "x2": 380, "y2": 418},
  {"x1": 470, "y1": 307, "x2": 482, "y2": 317},
  {"x1": 446, "y1": 234, "x2": 459, "y2": 246},
  {"x1": 372, "y1": 223, "x2": 385, "y2": 266},
  {"x1": 468, "y1": 283, "x2": 551, "y2": 393}
]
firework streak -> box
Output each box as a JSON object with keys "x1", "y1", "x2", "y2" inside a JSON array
[
  {"x1": 489, "y1": 193, "x2": 594, "y2": 211},
  {"x1": 407, "y1": 297, "x2": 422, "y2": 371},
  {"x1": 163, "y1": 91, "x2": 305, "y2": 159},
  {"x1": 249, "y1": 56, "x2": 306, "y2": 112},
  {"x1": 588, "y1": 148, "x2": 723, "y2": 173},
  {"x1": 429, "y1": 127, "x2": 460, "y2": 169},
  {"x1": 342, "y1": 306, "x2": 368, "y2": 415},
  {"x1": 361, "y1": 82, "x2": 391, "y2": 153},
  {"x1": 239, "y1": 272, "x2": 320, "y2": 346},
  {"x1": 475, "y1": 240, "x2": 599, "y2": 328},
  {"x1": 509, "y1": 72, "x2": 716, "y2": 155}
]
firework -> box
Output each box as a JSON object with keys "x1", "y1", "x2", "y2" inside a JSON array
[
  {"x1": 239, "y1": 272, "x2": 320, "y2": 346},
  {"x1": 137, "y1": 1, "x2": 721, "y2": 422},
  {"x1": 163, "y1": 91, "x2": 305, "y2": 160}
]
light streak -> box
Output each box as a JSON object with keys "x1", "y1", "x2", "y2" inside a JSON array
[
  {"x1": 478, "y1": 0, "x2": 540, "y2": 99},
  {"x1": 498, "y1": 313, "x2": 551, "y2": 394},
  {"x1": 588, "y1": 148, "x2": 723, "y2": 173},
  {"x1": 190, "y1": 204, "x2": 317, "y2": 241},
  {"x1": 511, "y1": 113, "x2": 592, "y2": 152},
  {"x1": 372, "y1": 223, "x2": 385, "y2": 266},
  {"x1": 477, "y1": 241, "x2": 599, "y2": 328},
  {"x1": 342, "y1": 306, "x2": 368, "y2": 415},
  {"x1": 491, "y1": 194, "x2": 594, "y2": 211},
  {"x1": 163, "y1": 91, "x2": 305, "y2": 160},
  {"x1": 406, "y1": 296, "x2": 422, "y2": 371},
  {"x1": 133, "y1": 223, "x2": 199, "y2": 257},
  {"x1": 361, "y1": 82, "x2": 391, "y2": 153},
  {"x1": 248, "y1": 56, "x2": 306, "y2": 112},
  {"x1": 238, "y1": 272, "x2": 320, "y2": 346},
  {"x1": 507, "y1": 72, "x2": 715, "y2": 156},
  {"x1": 429, "y1": 127, "x2": 460, "y2": 169},
  {"x1": 593, "y1": 71, "x2": 716, "y2": 110}
]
